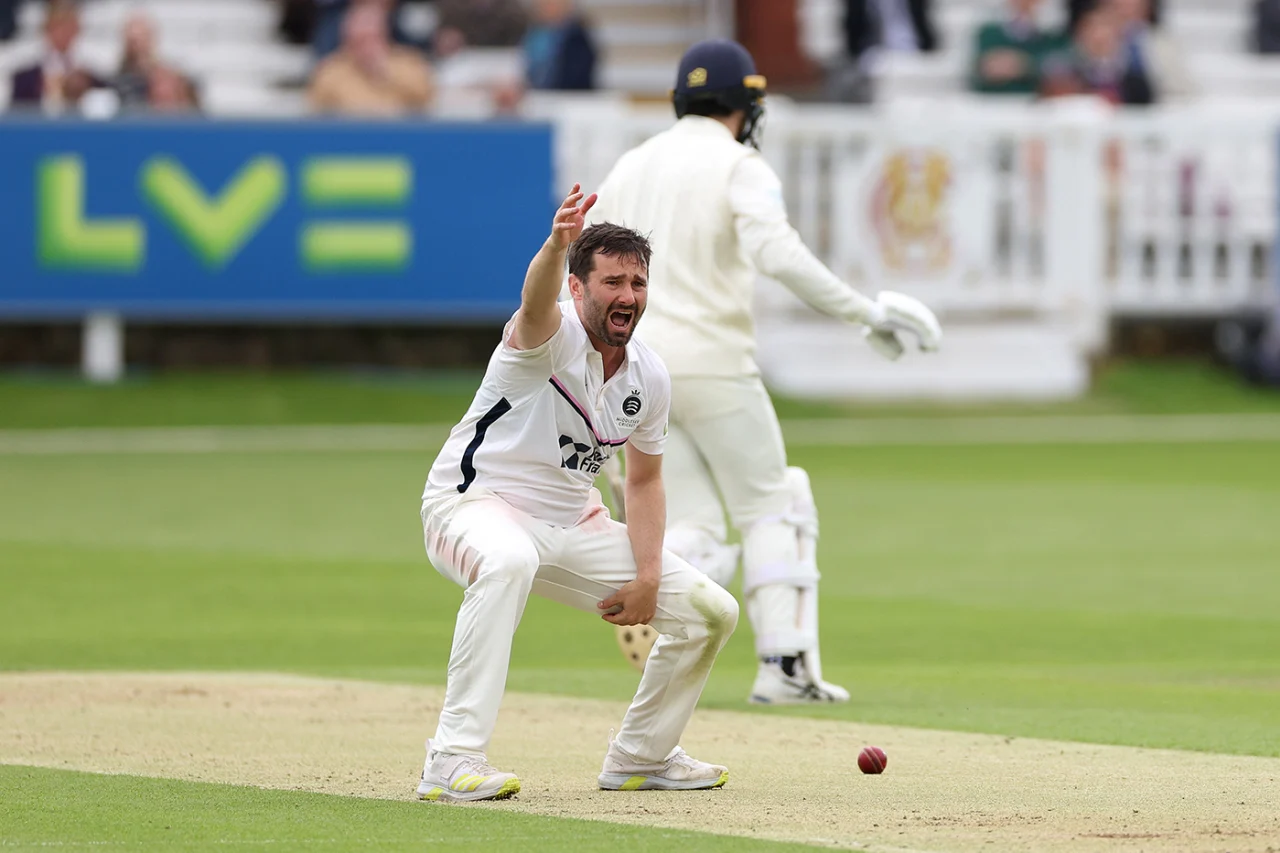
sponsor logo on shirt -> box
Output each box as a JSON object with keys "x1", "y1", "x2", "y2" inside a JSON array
[{"x1": 560, "y1": 434, "x2": 612, "y2": 475}]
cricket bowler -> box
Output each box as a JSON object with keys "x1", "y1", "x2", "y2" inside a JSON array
[
  {"x1": 416, "y1": 185, "x2": 739, "y2": 802},
  {"x1": 589, "y1": 40, "x2": 942, "y2": 704}
]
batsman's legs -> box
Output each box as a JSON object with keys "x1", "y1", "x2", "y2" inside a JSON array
[
  {"x1": 660, "y1": 424, "x2": 740, "y2": 587},
  {"x1": 669, "y1": 375, "x2": 848, "y2": 704}
]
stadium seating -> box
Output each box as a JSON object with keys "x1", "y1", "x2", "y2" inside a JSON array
[
  {"x1": 0, "y1": 0, "x2": 721, "y2": 114},
  {"x1": 3, "y1": 0, "x2": 1279, "y2": 114},
  {"x1": 0, "y1": 0, "x2": 308, "y2": 113},
  {"x1": 799, "y1": 0, "x2": 1280, "y2": 105}
]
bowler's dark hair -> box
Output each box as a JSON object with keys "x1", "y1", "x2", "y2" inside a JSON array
[{"x1": 567, "y1": 223, "x2": 652, "y2": 282}]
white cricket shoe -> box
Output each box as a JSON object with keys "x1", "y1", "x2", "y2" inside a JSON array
[
  {"x1": 748, "y1": 655, "x2": 851, "y2": 705},
  {"x1": 598, "y1": 739, "x2": 729, "y2": 791},
  {"x1": 416, "y1": 740, "x2": 521, "y2": 803}
]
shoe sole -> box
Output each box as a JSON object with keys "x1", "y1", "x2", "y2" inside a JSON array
[
  {"x1": 417, "y1": 777, "x2": 521, "y2": 803},
  {"x1": 597, "y1": 770, "x2": 729, "y2": 791},
  {"x1": 748, "y1": 692, "x2": 849, "y2": 705}
]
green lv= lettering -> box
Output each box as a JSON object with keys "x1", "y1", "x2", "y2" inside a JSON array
[{"x1": 141, "y1": 156, "x2": 286, "y2": 270}]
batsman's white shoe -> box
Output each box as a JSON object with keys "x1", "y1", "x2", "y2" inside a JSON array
[
  {"x1": 749, "y1": 656, "x2": 851, "y2": 705},
  {"x1": 416, "y1": 741, "x2": 521, "y2": 803},
  {"x1": 598, "y1": 740, "x2": 729, "y2": 791}
]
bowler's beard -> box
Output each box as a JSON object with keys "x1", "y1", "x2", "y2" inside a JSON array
[{"x1": 583, "y1": 293, "x2": 641, "y2": 347}]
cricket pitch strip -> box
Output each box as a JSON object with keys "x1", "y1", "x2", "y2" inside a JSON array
[{"x1": 1, "y1": 672, "x2": 1277, "y2": 852}]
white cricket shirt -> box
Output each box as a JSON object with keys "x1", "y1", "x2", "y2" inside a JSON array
[
  {"x1": 588, "y1": 115, "x2": 883, "y2": 378},
  {"x1": 423, "y1": 301, "x2": 671, "y2": 528}
]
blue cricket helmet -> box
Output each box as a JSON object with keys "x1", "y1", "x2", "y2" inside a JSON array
[{"x1": 672, "y1": 39, "x2": 768, "y2": 148}]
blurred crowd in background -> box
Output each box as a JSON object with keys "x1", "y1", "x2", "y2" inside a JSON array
[
  {"x1": 0, "y1": 0, "x2": 599, "y2": 116},
  {"x1": 2, "y1": 0, "x2": 204, "y2": 112},
  {"x1": 824, "y1": 0, "x2": 1273, "y2": 104},
  {"x1": 1, "y1": 0, "x2": 1278, "y2": 118},
  {"x1": 297, "y1": 0, "x2": 597, "y2": 115}
]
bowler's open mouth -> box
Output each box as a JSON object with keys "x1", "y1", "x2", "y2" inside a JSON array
[{"x1": 609, "y1": 310, "x2": 633, "y2": 331}]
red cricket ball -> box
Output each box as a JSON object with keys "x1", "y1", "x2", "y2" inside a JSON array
[{"x1": 858, "y1": 746, "x2": 887, "y2": 774}]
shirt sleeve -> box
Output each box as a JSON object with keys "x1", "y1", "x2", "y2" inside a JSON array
[
  {"x1": 729, "y1": 154, "x2": 886, "y2": 327},
  {"x1": 490, "y1": 310, "x2": 575, "y2": 393},
  {"x1": 627, "y1": 361, "x2": 671, "y2": 456}
]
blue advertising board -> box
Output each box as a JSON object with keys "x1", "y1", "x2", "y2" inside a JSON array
[{"x1": 0, "y1": 119, "x2": 555, "y2": 320}]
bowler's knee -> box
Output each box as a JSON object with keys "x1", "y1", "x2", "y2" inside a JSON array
[
  {"x1": 473, "y1": 544, "x2": 538, "y2": 588},
  {"x1": 697, "y1": 581, "x2": 739, "y2": 645}
]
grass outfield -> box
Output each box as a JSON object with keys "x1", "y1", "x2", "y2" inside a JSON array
[
  {"x1": 3, "y1": 367, "x2": 1279, "y2": 850},
  {"x1": 2, "y1": 442, "x2": 1277, "y2": 757},
  {"x1": 3, "y1": 360, "x2": 1280, "y2": 429},
  {"x1": 0, "y1": 765, "x2": 815, "y2": 852}
]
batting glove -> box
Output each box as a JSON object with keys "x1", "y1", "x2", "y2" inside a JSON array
[{"x1": 863, "y1": 291, "x2": 942, "y2": 361}]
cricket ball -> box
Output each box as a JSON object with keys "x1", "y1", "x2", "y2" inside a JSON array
[{"x1": 857, "y1": 746, "x2": 887, "y2": 775}]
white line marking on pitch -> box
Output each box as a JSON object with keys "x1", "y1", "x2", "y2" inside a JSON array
[
  {"x1": 782, "y1": 413, "x2": 1280, "y2": 445},
  {"x1": 0, "y1": 414, "x2": 1277, "y2": 455}
]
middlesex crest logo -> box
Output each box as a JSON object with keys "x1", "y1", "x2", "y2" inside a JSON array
[
  {"x1": 622, "y1": 390, "x2": 643, "y2": 417},
  {"x1": 617, "y1": 389, "x2": 643, "y2": 428},
  {"x1": 686, "y1": 67, "x2": 708, "y2": 88}
]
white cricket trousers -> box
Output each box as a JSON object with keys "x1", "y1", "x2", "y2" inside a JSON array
[
  {"x1": 663, "y1": 375, "x2": 791, "y2": 538},
  {"x1": 420, "y1": 486, "x2": 739, "y2": 763}
]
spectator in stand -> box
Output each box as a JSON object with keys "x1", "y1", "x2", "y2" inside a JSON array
[
  {"x1": 1256, "y1": 0, "x2": 1280, "y2": 53},
  {"x1": 1040, "y1": 0, "x2": 1153, "y2": 105},
  {"x1": 147, "y1": 65, "x2": 201, "y2": 113},
  {"x1": 9, "y1": 0, "x2": 107, "y2": 111},
  {"x1": 826, "y1": 0, "x2": 937, "y2": 103},
  {"x1": 970, "y1": 0, "x2": 1069, "y2": 95},
  {"x1": 1067, "y1": 0, "x2": 1160, "y2": 30},
  {"x1": 279, "y1": 0, "x2": 316, "y2": 46},
  {"x1": 432, "y1": 0, "x2": 526, "y2": 59},
  {"x1": 110, "y1": 13, "x2": 202, "y2": 114},
  {"x1": 1111, "y1": 0, "x2": 1192, "y2": 99},
  {"x1": 112, "y1": 12, "x2": 200, "y2": 112},
  {"x1": 523, "y1": 0, "x2": 595, "y2": 91},
  {"x1": 844, "y1": 0, "x2": 938, "y2": 59},
  {"x1": 309, "y1": 3, "x2": 435, "y2": 116},
  {"x1": 114, "y1": 12, "x2": 159, "y2": 106},
  {"x1": 312, "y1": 0, "x2": 416, "y2": 59},
  {"x1": 1, "y1": 0, "x2": 21, "y2": 42}
]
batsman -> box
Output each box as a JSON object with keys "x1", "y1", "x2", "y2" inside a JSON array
[{"x1": 594, "y1": 39, "x2": 942, "y2": 703}]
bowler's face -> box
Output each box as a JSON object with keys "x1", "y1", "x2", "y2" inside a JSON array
[{"x1": 574, "y1": 252, "x2": 648, "y2": 347}]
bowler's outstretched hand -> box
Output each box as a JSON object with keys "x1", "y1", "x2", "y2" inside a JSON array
[
  {"x1": 514, "y1": 183, "x2": 599, "y2": 351},
  {"x1": 551, "y1": 183, "x2": 598, "y2": 250}
]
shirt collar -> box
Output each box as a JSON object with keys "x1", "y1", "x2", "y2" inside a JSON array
[{"x1": 674, "y1": 115, "x2": 737, "y2": 140}]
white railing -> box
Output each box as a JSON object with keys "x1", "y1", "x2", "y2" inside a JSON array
[
  {"x1": 1107, "y1": 107, "x2": 1279, "y2": 316},
  {"x1": 537, "y1": 95, "x2": 1280, "y2": 354}
]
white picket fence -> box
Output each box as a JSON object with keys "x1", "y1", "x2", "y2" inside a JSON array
[{"x1": 1106, "y1": 106, "x2": 1279, "y2": 317}]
